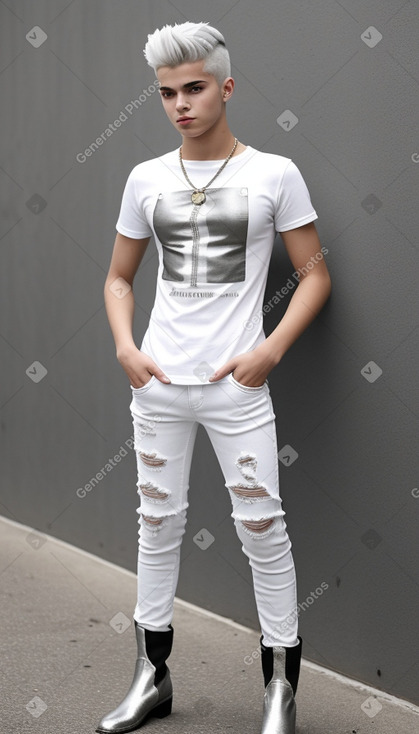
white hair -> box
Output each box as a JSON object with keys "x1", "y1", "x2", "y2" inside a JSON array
[{"x1": 143, "y1": 22, "x2": 231, "y2": 86}]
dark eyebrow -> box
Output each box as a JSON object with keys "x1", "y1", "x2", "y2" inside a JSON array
[{"x1": 159, "y1": 80, "x2": 207, "y2": 92}]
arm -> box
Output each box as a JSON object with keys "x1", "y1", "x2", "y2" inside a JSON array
[
  {"x1": 263, "y1": 222, "x2": 331, "y2": 362},
  {"x1": 209, "y1": 222, "x2": 331, "y2": 386},
  {"x1": 104, "y1": 232, "x2": 170, "y2": 387}
]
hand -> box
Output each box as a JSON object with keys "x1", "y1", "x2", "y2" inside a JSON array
[
  {"x1": 209, "y1": 344, "x2": 277, "y2": 387},
  {"x1": 116, "y1": 345, "x2": 170, "y2": 387}
]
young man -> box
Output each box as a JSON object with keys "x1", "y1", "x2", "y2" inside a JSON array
[{"x1": 96, "y1": 21, "x2": 331, "y2": 734}]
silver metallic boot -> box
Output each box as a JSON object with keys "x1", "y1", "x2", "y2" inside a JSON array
[
  {"x1": 260, "y1": 636, "x2": 302, "y2": 734},
  {"x1": 96, "y1": 622, "x2": 174, "y2": 733}
]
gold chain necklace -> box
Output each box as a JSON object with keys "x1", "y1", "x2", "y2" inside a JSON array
[{"x1": 179, "y1": 137, "x2": 238, "y2": 205}]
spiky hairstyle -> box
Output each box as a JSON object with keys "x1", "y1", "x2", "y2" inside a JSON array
[{"x1": 143, "y1": 21, "x2": 231, "y2": 86}]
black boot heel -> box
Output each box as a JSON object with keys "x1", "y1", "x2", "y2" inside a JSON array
[{"x1": 152, "y1": 696, "x2": 173, "y2": 718}]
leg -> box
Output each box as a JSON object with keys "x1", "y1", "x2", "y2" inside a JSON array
[
  {"x1": 202, "y1": 375, "x2": 298, "y2": 648},
  {"x1": 200, "y1": 375, "x2": 301, "y2": 733},
  {"x1": 96, "y1": 379, "x2": 197, "y2": 733},
  {"x1": 130, "y1": 378, "x2": 198, "y2": 630}
]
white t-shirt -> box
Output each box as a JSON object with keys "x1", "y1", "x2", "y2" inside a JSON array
[{"x1": 116, "y1": 145, "x2": 317, "y2": 384}]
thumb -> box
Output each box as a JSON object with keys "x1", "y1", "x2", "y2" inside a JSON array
[{"x1": 152, "y1": 367, "x2": 171, "y2": 384}]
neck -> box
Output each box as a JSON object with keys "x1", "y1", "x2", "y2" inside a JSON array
[{"x1": 181, "y1": 122, "x2": 238, "y2": 161}]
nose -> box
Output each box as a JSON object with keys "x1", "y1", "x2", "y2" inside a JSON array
[{"x1": 176, "y1": 93, "x2": 190, "y2": 112}]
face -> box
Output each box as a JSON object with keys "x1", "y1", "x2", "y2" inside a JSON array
[{"x1": 157, "y1": 59, "x2": 233, "y2": 139}]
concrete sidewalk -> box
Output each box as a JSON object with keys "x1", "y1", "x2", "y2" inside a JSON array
[{"x1": 1, "y1": 516, "x2": 418, "y2": 734}]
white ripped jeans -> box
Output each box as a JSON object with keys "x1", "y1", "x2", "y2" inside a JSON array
[{"x1": 130, "y1": 373, "x2": 298, "y2": 647}]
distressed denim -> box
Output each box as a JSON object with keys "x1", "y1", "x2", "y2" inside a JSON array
[{"x1": 130, "y1": 373, "x2": 298, "y2": 647}]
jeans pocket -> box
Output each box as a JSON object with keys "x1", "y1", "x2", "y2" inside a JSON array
[
  {"x1": 228, "y1": 373, "x2": 267, "y2": 393},
  {"x1": 130, "y1": 375, "x2": 157, "y2": 394}
]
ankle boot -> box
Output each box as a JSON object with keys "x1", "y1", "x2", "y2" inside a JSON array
[
  {"x1": 96, "y1": 622, "x2": 174, "y2": 733},
  {"x1": 260, "y1": 636, "x2": 302, "y2": 734}
]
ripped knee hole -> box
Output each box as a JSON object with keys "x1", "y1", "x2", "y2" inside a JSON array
[
  {"x1": 141, "y1": 514, "x2": 164, "y2": 526},
  {"x1": 139, "y1": 482, "x2": 169, "y2": 500},
  {"x1": 139, "y1": 451, "x2": 167, "y2": 469},
  {"x1": 241, "y1": 518, "x2": 275, "y2": 533},
  {"x1": 230, "y1": 483, "x2": 270, "y2": 499}
]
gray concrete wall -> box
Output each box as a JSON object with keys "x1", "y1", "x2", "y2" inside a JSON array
[{"x1": 0, "y1": 0, "x2": 418, "y2": 705}]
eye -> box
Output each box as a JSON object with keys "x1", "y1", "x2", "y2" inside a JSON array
[
  {"x1": 190, "y1": 86, "x2": 203, "y2": 93},
  {"x1": 160, "y1": 90, "x2": 174, "y2": 99}
]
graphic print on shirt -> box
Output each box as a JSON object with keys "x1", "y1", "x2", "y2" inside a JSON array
[{"x1": 153, "y1": 187, "x2": 248, "y2": 286}]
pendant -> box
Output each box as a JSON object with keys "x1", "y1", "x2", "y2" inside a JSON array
[{"x1": 191, "y1": 190, "x2": 206, "y2": 205}]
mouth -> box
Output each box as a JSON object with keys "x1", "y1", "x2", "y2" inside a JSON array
[{"x1": 177, "y1": 116, "x2": 195, "y2": 123}]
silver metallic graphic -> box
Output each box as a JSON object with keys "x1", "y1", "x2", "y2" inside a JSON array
[{"x1": 153, "y1": 188, "x2": 248, "y2": 286}]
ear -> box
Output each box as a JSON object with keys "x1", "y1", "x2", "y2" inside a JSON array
[{"x1": 222, "y1": 77, "x2": 235, "y2": 100}]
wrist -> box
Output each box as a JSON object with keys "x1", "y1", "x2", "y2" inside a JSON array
[
  {"x1": 116, "y1": 341, "x2": 138, "y2": 362},
  {"x1": 256, "y1": 341, "x2": 280, "y2": 370}
]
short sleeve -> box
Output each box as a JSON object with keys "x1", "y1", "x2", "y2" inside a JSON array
[
  {"x1": 275, "y1": 160, "x2": 318, "y2": 232},
  {"x1": 115, "y1": 167, "x2": 153, "y2": 239}
]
